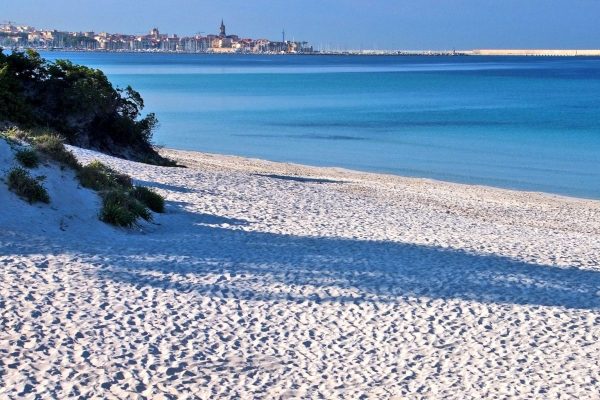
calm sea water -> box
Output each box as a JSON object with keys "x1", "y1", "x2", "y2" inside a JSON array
[{"x1": 43, "y1": 52, "x2": 600, "y2": 199}]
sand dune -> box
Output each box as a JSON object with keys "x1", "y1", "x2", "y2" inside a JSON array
[{"x1": 1, "y1": 140, "x2": 599, "y2": 399}]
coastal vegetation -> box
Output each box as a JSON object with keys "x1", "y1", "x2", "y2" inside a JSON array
[
  {"x1": 6, "y1": 166, "x2": 49, "y2": 204},
  {"x1": 1, "y1": 128, "x2": 165, "y2": 227},
  {"x1": 100, "y1": 189, "x2": 152, "y2": 227},
  {"x1": 132, "y1": 186, "x2": 165, "y2": 213},
  {"x1": 32, "y1": 134, "x2": 80, "y2": 169},
  {"x1": 0, "y1": 48, "x2": 175, "y2": 166},
  {"x1": 78, "y1": 159, "x2": 164, "y2": 227},
  {"x1": 15, "y1": 148, "x2": 39, "y2": 168},
  {"x1": 78, "y1": 160, "x2": 132, "y2": 191},
  {"x1": 0, "y1": 48, "x2": 170, "y2": 227}
]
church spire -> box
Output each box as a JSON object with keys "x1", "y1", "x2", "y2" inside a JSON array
[{"x1": 220, "y1": 19, "x2": 226, "y2": 37}]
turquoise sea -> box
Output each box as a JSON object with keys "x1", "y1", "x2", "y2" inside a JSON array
[{"x1": 43, "y1": 52, "x2": 600, "y2": 199}]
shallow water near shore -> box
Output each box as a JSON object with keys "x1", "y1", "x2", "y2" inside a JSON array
[{"x1": 42, "y1": 52, "x2": 600, "y2": 199}]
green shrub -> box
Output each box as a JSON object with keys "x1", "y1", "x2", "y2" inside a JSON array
[
  {"x1": 78, "y1": 161, "x2": 160, "y2": 228},
  {"x1": 100, "y1": 201, "x2": 138, "y2": 228},
  {"x1": 128, "y1": 196, "x2": 152, "y2": 222},
  {"x1": 100, "y1": 189, "x2": 152, "y2": 227},
  {"x1": 140, "y1": 152, "x2": 180, "y2": 167},
  {"x1": 77, "y1": 161, "x2": 110, "y2": 190},
  {"x1": 78, "y1": 160, "x2": 132, "y2": 191},
  {"x1": 132, "y1": 186, "x2": 165, "y2": 213},
  {"x1": 15, "y1": 148, "x2": 39, "y2": 168},
  {"x1": 33, "y1": 135, "x2": 80, "y2": 169},
  {"x1": 0, "y1": 49, "x2": 176, "y2": 166},
  {"x1": 6, "y1": 167, "x2": 50, "y2": 203},
  {"x1": 113, "y1": 171, "x2": 133, "y2": 188}
]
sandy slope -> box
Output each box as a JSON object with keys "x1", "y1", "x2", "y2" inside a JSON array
[{"x1": 1, "y1": 140, "x2": 599, "y2": 399}]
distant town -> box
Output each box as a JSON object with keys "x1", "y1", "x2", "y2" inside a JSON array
[
  {"x1": 0, "y1": 20, "x2": 313, "y2": 54},
  {"x1": 2, "y1": 20, "x2": 600, "y2": 56}
]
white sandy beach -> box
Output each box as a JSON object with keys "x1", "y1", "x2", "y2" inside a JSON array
[{"x1": 1, "y1": 139, "x2": 599, "y2": 399}]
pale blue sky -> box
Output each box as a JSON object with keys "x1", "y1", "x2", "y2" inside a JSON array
[{"x1": 3, "y1": 0, "x2": 600, "y2": 49}]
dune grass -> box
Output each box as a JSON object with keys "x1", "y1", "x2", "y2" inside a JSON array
[
  {"x1": 132, "y1": 186, "x2": 165, "y2": 213},
  {"x1": 78, "y1": 160, "x2": 132, "y2": 191},
  {"x1": 7, "y1": 167, "x2": 50, "y2": 204},
  {"x1": 3, "y1": 129, "x2": 80, "y2": 169},
  {"x1": 32, "y1": 134, "x2": 80, "y2": 169},
  {"x1": 100, "y1": 189, "x2": 152, "y2": 227},
  {"x1": 2, "y1": 127, "x2": 166, "y2": 227},
  {"x1": 79, "y1": 160, "x2": 164, "y2": 227},
  {"x1": 15, "y1": 148, "x2": 39, "y2": 168}
]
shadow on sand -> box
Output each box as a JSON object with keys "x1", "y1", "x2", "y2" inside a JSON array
[
  {"x1": 255, "y1": 174, "x2": 347, "y2": 184},
  {"x1": 134, "y1": 180, "x2": 197, "y2": 194},
  {"x1": 6, "y1": 202, "x2": 599, "y2": 310}
]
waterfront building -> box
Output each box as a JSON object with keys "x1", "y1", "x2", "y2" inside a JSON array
[{"x1": 1, "y1": 20, "x2": 312, "y2": 54}]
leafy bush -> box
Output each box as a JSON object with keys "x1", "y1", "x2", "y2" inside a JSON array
[
  {"x1": 78, "y1": 160, "x2": 132, "y2": 191},
  {"x1": 78, "y1": 161, "x2": 164, "y2": 227},
  {"x1": 0, "y1": 63, "x2": 33, "y2": 123},
  {"x1": 0, "y1": 49, "x2": 174, "y2": 166},
  {"x1": 132, "y1": 186, "x2": 165, "y2": 213},
  {"x1": 100, "y1": 189, "x2": 152, "y2": 227},
  {"x1": 6, "y1": 167, "x2": 50, "y2": 203},
  {"x1": 32, "y1": 135, "x2": 80, "y2": 169},
  {"x1": 15, "y1": 148, "x2": 39, "y2": 168}
]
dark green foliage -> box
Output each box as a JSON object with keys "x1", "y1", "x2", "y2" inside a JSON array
[
  {"x1": 6, "y1": 167, "x2": 50, "y2": 203},
  {"x1": 127, "y1": 196, "x2": 153, "y2": 222},
  {"x1": 140, "y1": 153, "x2": 179, "y2": 167},
  {"x1": 78, "y1": 160, "x2": 132, "y2": 191},
  {"x1": 0, "y1": 49, "x2": 173, "y2": 166},
  {"x1": 100, "y1": 189, "x2": 152, "y2": 227},
  {"x1": 77, "y1": 161, "x2": 115, "y2": 191},
  {"x1": 15, "y1": 148, "x2": 39, "y2": 168},
  {"x1": 32, "y1": 135, "x2": 80, "y2": 169},
  {"x1": 100, "y1": 200, "x2": 138, "y2": 228},
  {"x1": 78, "y1": 160, "x2": 162, "y2": 227},
  {"x1": 0, "y1": 51, "x2": 38, "y2": 123},
  {"x1": 132, "y1": 186, "x2": 165, "y2": 213},
  {"x1": 113, "y1": 171, "x2": 133, "y2": 188},
  {"x1": 76, "y1": 160, "x2": 165, "y2": 227}
]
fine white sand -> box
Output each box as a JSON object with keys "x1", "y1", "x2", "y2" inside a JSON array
[{"x1": 1, "y1": 139, "x2": 599, "y2": 399}]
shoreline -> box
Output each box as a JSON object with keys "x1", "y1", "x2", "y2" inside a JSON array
[
  {"x1": 160, "y1": 147, "x2": 600, "y2": 204},
  {"x1": 30, "y1": 48, "x2": 600, "y2": 57}
]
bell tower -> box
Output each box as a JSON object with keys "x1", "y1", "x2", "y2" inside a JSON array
[{"x1": 219, "y1": 19, "x2": 226, "y2": 37}]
